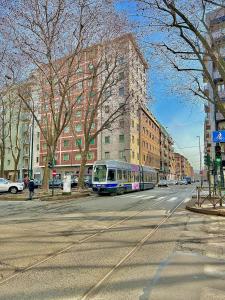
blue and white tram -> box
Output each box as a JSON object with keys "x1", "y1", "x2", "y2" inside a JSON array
[{"x1": 92, "y1": 160, "x2": 158, "y2": 195}]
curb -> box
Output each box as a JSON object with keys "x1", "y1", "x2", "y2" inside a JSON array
[
  {"x1": 0, "y1": 192, "x2": 91, "y2": 202},
  {"x1": 186, "y1": 204, "x2": 225, "y2": 217},
  {"x1": 40, "y1": 192, "x2": 90, "y2": 201}
]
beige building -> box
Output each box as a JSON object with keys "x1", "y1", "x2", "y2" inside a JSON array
[
  {"x1": 98, "y1": 34, "x2": 148, "y2": 164},
  {"x1": 159, "y1": 126, "x2": 175, "y2": 180},
  {"x1": 139, "y1": 106, "x2": 160, "y2": 170}
]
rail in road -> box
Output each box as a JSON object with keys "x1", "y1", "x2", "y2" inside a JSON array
[{"x1": 0, "y1": 186, "x2": 194, "y2": 299}]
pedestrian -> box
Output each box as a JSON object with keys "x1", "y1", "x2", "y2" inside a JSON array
[
  {"x1": 28, "y1": 178, "x2": 35, "y2": 200},
  {"x1": 24, "y1": 176, "x2": 29, "y2": 189}
]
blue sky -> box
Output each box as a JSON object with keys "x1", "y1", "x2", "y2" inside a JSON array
[{"x1": 116, "y1": 1, "x2": 205, "y2": 171}]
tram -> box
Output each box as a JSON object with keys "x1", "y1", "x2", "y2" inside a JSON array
[{"x1": 92, "y1": 160, "x2": 158, "y2": 195}]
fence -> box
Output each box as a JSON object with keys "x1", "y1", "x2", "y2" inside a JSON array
[{"x1": 195, "y1": 186, "x2": 225, "y2": 208}]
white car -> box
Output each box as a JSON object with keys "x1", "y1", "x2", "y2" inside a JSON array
[{"x1": 0, "y1": 178, "x2": 24, "y2": 194}]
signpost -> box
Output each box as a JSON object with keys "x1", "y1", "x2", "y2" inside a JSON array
[
  {"x1": 212, "y1": 130, "x2": 225, "y2": 143},
  {"x1": 52, "y1": 169, "x2": 57, "y2": 196},
  {"x1": 212, "y1": 131, "x2": 225, "y2": 188}
]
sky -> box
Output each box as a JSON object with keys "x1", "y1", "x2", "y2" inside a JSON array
[{"x1": 116, "y1": 1, "x2": 205, "y2": 171}]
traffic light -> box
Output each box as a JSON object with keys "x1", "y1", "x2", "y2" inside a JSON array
[
  {"x1": 48, "y1": 161, "x2": 53, "y2": 169},
  {"x1": 204, "y1": 154, "x2": 211, "y2": 167},
  {"x1": 215, "y1": 145, "x2": 222, "y2": 165}
]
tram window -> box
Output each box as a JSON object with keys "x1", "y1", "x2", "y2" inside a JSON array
[
  {"x1": 107, "y1": 169, "x2": 116, "y2": 181},
  {"x1": 117, "y1": 169, "x2": 123, "y2": 180},
  {"x1": 135, "y1": 172, "x2": 139, "y2": 181},
  {"x1": 131, "y1": 171, "x2": 135, "y2": 181},
  {"x1": 128, "y1": 171, "x2": 131, "y2": 182},
  {"x1": 123, "y1": 170, "x2": 128, "y2": 180}
]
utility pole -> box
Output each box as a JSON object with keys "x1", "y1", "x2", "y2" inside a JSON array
[{"x1": 197, "y1": 136, "x2": 203, "y2": 187}]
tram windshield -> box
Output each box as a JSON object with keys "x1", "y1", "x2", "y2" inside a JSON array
[{"x1": 93, "y1": 165, "x2": 107, "y2": 182}]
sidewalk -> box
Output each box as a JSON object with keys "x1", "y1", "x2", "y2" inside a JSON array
[
  {"x1": 0, "y1": 188, "x2": 91, "y2": 201},
  {"x1": 186, "y1": 193, "x2": 225, "y2": 217}
]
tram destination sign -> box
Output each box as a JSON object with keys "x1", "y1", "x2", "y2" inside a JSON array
[{"x1": 212, "y1": 130, "x2": 225, "y2": 143}]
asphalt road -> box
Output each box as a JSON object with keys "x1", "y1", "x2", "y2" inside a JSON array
[{"x1": 0, "y1": 185, "x2": 211, "y2": 300}]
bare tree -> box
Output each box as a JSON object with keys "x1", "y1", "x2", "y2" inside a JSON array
[
  {"x1": 135, "y1": 0, "x2": 225, "y2": 115},
  {"x1": 68, "y1": 39, "x2": 131, "y2": 188},
  {"x1": 2, "y1": 0, "x2": 127, "y2": 189}
]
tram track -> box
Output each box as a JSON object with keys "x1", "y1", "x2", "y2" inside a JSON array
[
  {"x1": 80, "y1": 196, "x2": 189, "y2": 300},
  {"x1": 0, "y1": 194, "x2": 171, "y2": 286}
]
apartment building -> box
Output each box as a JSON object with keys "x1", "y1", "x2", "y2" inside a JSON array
[
  {"x1": 204, "y1": 8, "x2": 225, "y2": 162},
  {"x1": 159, "y1": 126, "x2": 175, "y2": 180},
  {"x1": 139, "y1": 106, "x2": 160, "y2": 170},
  {"x1": 0, "y1": 86, "x2": 32, "y2": 180},
  {"x1": 98, "y1": 34, "x2": 148, "y2": 164},
  {"x1": 174, "y1": 152, "x2": 193, "y2": 180}
]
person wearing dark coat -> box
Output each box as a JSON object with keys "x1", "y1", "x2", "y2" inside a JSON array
[{"x1": 28, "y1": 178, "x2": 35, "y2": 200}]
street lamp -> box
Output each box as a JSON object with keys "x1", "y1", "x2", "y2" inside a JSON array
[{"x1": 197, "y1": 136, "x2": 203, "y2": 187}]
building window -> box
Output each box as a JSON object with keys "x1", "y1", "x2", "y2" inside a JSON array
[
  {"x1": 118, "y1": 56, "x2": 125, "y2": 65},
  {"x1": 90, "y1": 138, "x2": 95, "y2": 145},
  {"x1": 105, "y1": 152, "x2": 110, "y2": 159},
  {"x1": 75, "y1": 124, "x2": 82, "y2": 132},
  {"x1": 75, "y1": 153, "x2": 81, "y2": 160},
  {"x1": 63, "y1": 140, "x2": 69, "y2": 147},
  {"x1": 119, "y1": 72, "x2": 125, "y2": 80},
  {"x1": 75, "y1": 110, "x2": 82, "y2": 118},
  {"x1": 119, "y1": 134, "x2": 125, "y2": 143},
  {"x1": 36, "y1": 157, "x2": 39, "y2": 163},
  {"x1": 119, "y1": 150, "x2": 124, "y2": 159},
  {"x1": 119, "y1": 87, "x2": 125, "y2": 96},
  {"x1": 63, "y1": 153, "x2": 70, "y2": 161},
  {"x1": 37, "y1": 144, "x2": 39, "y2": 151},
  {"x1": 43, "y1": 143, "x2": 47, "y2": 150},
  {"x1": 218, "y1": 84, "x2": 225, "y2": 93},
  {"x1": 64, "y1": 126, "x2": 69, "y2": 133},
  {"x1": 119, "y1": 119, "x2": 124, "y2": 128},
  {"x1": 77, "y1": 95, "x2": 83, "y2": 104},
  {"x1": 91, "y1": 123, "x2": 95, "y2": 130},
  {"x1": 37, "y1": 132, "x2": 40, "y2": 138},
  {"x1": 104, "y1": 89, "x2": 111, "y2": 98},
  {"x1": 88, "y1": 63, "x2": 94, "y2": 71},
  {"x1": 7, "y1": 160, "x2": 10, "y2": 166},
  {"x1": 88, "y1": 79, "x2": 93, "y2": 87},
  {"x1": 87, "y1": 152, "x2": 94, "y2": 160},
  {"x1": 76, "y1": 82, "x2": 83, "y2": 90},
  {"x1": 89, "y1": 91, "x2": 95, "y2": 97},
  {"x1": 132, "y1": 120, "x2": 134, "y2": 128},
  {"x1": 105, "y1": 136, "x2": 110, "y2": 144},
  {"x1": 132, "y1": 135, "x2": 134, "y2": 143},
  {"x1": 76, "y1": 67, "x2": 83, "y2": 74},
  {"x1": 43, "y1": 156, "x2": 47, "y2": 162},
  {"x1": 76, "y1": 138, "x2": 82, "y2": 146}
]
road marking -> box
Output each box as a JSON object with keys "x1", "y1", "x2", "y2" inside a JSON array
[
  {"x1": 167, "y1": 197, "x2": 178, "y2": 202},
  {"x1": 157, "y1": 197, "x2": 166, "y2": 200},
  {"x1": 80, "y1": 198, "x2": 187, "y2": 300}
]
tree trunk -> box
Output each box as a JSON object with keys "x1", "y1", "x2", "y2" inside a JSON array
[
  {"x1": 42, "y1": 163, "x2": 50, "y2": 190},
  {"x1": 0, "y1": 147, "x2": 5, "y2": 177},
  {"x1": 12, "y1": 156, "x2": 20, "y2": 182},
  {"x1": 78, "y1": 151, "x2": 88, "y2": 190}
]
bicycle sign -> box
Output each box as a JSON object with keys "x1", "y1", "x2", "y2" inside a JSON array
[{"x1": 212, "y1": 130, "x2": 225, "y2": 143}]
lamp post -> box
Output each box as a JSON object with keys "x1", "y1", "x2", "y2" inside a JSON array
[{"x1": 197, "y1": 136, "x2": 203, "y2": 187}]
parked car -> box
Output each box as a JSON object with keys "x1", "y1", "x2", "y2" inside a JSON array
[
  {"x1": 158, "y1": 180, "x2": 168, "y2": 187},
  {"x1": 0, "y1": 178, "x2": 24, "y2": 194},
  {"x1": 178, "y1": 180, "x2": 188, "y2": 185},
  {"x1": 49, "y1": 179, "x2": 63, "y2": 188},
  {"x1": 33, "y1": 179, "x2": 42, "y2": 188}
]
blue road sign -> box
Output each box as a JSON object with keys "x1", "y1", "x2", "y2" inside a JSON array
[{"x1": 212, "y1": 130, "x2": 225, "y2": 143}]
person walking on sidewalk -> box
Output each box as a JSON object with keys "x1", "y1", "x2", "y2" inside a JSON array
[{"x1": 28, "y1": 178, "x2": 35, "y2": 200}]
